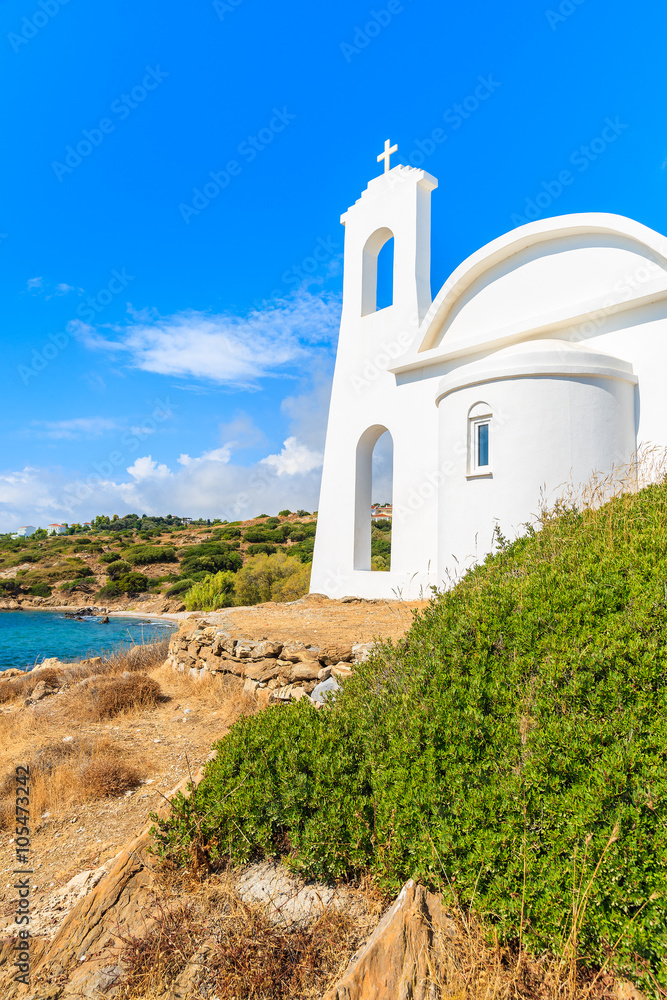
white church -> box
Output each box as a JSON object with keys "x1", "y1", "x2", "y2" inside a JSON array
[{"x1": 310, "y1": 142, "x2": 667, "y2": 600}]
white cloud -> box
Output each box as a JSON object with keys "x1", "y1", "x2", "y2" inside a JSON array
[
  {"x1": 26, "y1": 277, "x2": 79, "y2": 299},
  {"x1": 127, "y1": 456, "x2": 173, "y2": 481},
  {"x1": 69, "y1": 289, "x2": 341, "y2": 387},
  {"x1": 0, "y1": 433, "x2": 326, "y2": 532},
  {"x1": 30, "y1": 417, "x2": 121, "y2": 440},
  {"x1": 177, "y1": 446, "x2": 233, "y2": 467},
  {"x1": 261, "y1": 436, "x2": 323, "y2": 476}
]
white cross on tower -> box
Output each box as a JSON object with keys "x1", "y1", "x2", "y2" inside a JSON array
[{"x1": 377, "y1": 138, "x2": 398, "y2": 173}]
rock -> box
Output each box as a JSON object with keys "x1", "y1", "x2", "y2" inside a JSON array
[
  {"x1": 331, "y1": 662, "x2": 354, "y2": 680},
  {"x1": 310, "y1": 676, "x2": 341, "y2": 705},
  {"x1": 318, "y1": 665, "x2": 333, "y2": 681},
  {"x1": 322, "y1": 880, "x2": 458, "y2": 1000},
  {"x1": 341, "y1": 595, "x2": 361, "y2": 603},
  {"x1": 319, "y1": 644, "x2": 354, "y2": 665},
  {"x1": 252, "y1": 639, "x2": 284, "y2": 659},
  {"x1": 0, "y1": 866, "x2": 110, "y2": 939},
  {"x1": 352, "y1": 642, "x2": 375, "y2": 662},
  {"x1": 100, "y1": 615, "x2": 109, "y2": 623},
  {"x1": 26, "y1": 680, "x2": 53, "y2": 703},
  {"x1": 211, "y1": 634, "x2": 236, "y2": 656},
  {"x1": 243, "y1": 659, "x2": 283, "y2": 683},
  {"x1": 281, "y1": 662, "x2": 322, "y2": 683},
  {"x1": 1, "y1": 668, "x2": 26, "y2": 679},
  {"x1": 282, "y1": 643, "x2": 320, "y2": 664},
  {"x1": 235, "y1": 641, "x2": 257, "y2": 659},
  {"x1": 236, "y1": 860, "x2": 337, "y2": 927}
]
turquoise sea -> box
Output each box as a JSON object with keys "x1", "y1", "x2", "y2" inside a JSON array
[{"x1": 0, "y1": 610, "x2": 177, "y2": 672}]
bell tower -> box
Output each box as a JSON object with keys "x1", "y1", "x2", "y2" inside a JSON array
[{"x1": 310, "y1": 150, "x2": 439, "y2": 599}]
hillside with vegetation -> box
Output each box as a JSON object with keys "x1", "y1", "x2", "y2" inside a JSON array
[
  {"x1": 0, "y1": 511, "x2": 395, "y2": 610},
  {"x1": 153, "y1": 481, "x2": 667, "y2": 992}
]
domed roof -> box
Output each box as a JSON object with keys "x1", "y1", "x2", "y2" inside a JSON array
[{"x1": 435, "y1": 338, "x2": 636, "y2": 403}]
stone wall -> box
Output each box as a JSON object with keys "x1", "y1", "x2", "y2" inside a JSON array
[{"x1": 165, "y1": 618, "x2": 374, "y2": 706}]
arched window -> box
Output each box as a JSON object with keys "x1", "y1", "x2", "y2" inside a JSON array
[
  {"x1": 467, "y1": 402, "x2": 493, "y2": 477},
  {"x1": 361, "y1": 227, "x2": 395, "y2": 316},
  {"x1": 354, "y1": 425, "x2": 394, "y2": 570}
]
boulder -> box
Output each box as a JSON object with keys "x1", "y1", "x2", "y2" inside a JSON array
[
  {"x1": 310, "y1": 676, "x2": 340, "y2": 705},
  {"x1": 252, "y1": 639, "x2": 284, "y2": 659},
  {"x1": 352, "y1": 642, "x2": 375, "y2": 663},
  {"x1": 26, "y1": 680, "x2": 54, "y2": 703},
  {"x1": 331, "y1": 662, "x2": 354, "y2": 680},
  {"x1": 211, "y1": 634, "x2": 236, "y2": 656},
  {"x1": 319, "y1": 644, "x2": 354, "y2": 665},
  {"x1": 281, "y1": 662, "x2": 322, "y2": 683},
  {"x1": 282, "y1": 643, "x2": 320, "y2": 664},
  {"x1": 244, "y1": 659, "x2": 283, "y2": 683},
  {"x1": 322, "y1": 880, "x2": 458, "y2": 1000},
  {"x1": 272, "y1": 684, "x2": 310, "y2": 703}
]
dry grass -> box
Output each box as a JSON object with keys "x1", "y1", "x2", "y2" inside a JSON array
[
  {"x1": 0, "y1": 736, "x2": 145, "y2": 828},
  {"x1": 424, "y1": 910, "x2": 621, "y2": 1000},
  {"x1": 116, "y1": 872, "x2": 376, "y2": 1000},
  {"x1": 88, "y1": 673, "x2": 164, "y2": 720}
]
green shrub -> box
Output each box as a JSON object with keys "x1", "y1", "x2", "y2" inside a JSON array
[
  {"x1": 166, "y1": 579, "x2": 194, "y2": 597},
  {"x1": 107, "y1": 560, "x2": 131, "y2": 580},
  {"x1": 278, "y1": 509, "x2": 291, "y2": 516},
  {"x1": 99, "y1": 552, "x2": 122, "y2": 564},
  {"x1": 184, "y1": 571, "x2": 236, "y2": 611},
  {"x1": 115, "y1": 572, "x2": 149, "y2": 595},
  {"x1": 28, "y1": 583, "x2": 52, "y2": 597},
  {"x1": 234, "y1": 551, "x2": 310, "y2": 605},
  {"x1": 370, "y1": 555, "x2": 388, "y2": 571},
  {"x1": 290, "y1": 538, "x2": 315, "y2": 563},
  {"x1": 212, "y1": 526, "x2": 241, "y2": 540},
  {"x1": 153, "y1": 481, "x2": 667, "y2": 991},
  {"x1": 123, "y1": 545, "x2": 177, "y2": 566},
  {"x1": 179, "y1": 542, "x2": 242, "y2": 577},
  {"x1": 246, "y1": 543, "x2": 277, "y2": 556},
  {"x1": 97, "y1": 582, "x2": 119, "y2": 598}
]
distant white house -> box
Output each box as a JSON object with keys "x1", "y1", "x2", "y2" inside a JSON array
[
  {"x1": 371, "y1": 505, "x2": 392, "y2": 522},
  {"x1": 47, "y1": 524, "x2": 67, "y2": 535},
  {"x1": 14, "y1": 526, "x2": 37, "y2": 538}
]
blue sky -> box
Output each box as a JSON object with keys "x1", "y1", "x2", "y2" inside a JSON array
[{"x1": 1, "y1": 0, "x2": 666, "y2": 528}]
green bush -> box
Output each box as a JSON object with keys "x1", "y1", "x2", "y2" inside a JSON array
[
  {"x1": 166, "y1": 579, "x2": 195, "y2": 597},
  {"x1": 179, "y1": 542, "x2": 242, "y2": 577},
  {"x1": 123, "y1": 545, "x2": 177, "y2": 566},
  {"x1": 234, "y1": 551, "x2": 310, "y2": 605},
  {"x1": 28, "y1": 583, "x2": 52, "y2": 597},
  {"x1": 107, "y1": 560, "x2": 131, "y2": 580},
  {"x1": 246, "y1": 543, "x2": 277, "y2": 556},
  {"x1": 184, "y1": 571, "x2": 236, "y2": 611},
  {"x1": 153, "y1": 481, "x2": 667, "y2": 990},
  {"x1": 212, "y1": 526, "x2": 241, "y2": 540},
  {"x1": 115, "y1": 572, "x2": 149, "y2": 595},
  {"x1": 97, "y1": 581, "x2": 119, "y2": 599},
  {"x1": 278, "y1": 509, "x2": 292, "y2": 516},
  {"x1": 99, "y1": 552, "x2": 122, "y2": 564},
  {"x1": 290, "y1": 538, "x2": 315, "y2": 563}
]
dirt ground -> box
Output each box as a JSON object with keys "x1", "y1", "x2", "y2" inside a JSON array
[{"x1": 189, "y1": 593, "x2": 430, "y2": 646}]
